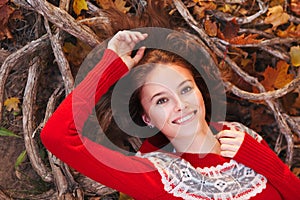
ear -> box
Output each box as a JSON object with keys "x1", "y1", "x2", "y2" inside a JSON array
[{"x1": 142, "y1": 114, "x2": 153, "y2": 126}]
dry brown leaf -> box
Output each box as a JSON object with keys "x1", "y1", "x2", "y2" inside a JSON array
[
  {"x1": 204, "y1": 19, "x2": 217, "y2": 37},
  {"x1": 264, "y1": 5, "x2": 290, "y2": 29},
  {"x1": 96, "y1": 0, "x2": 112, "y2": 9},
  {"x1": 277, "y1": 23, "x2": 300, "y2": 38},
  {"x1": 193, "y1": 1, "x2": 216, "y2": 19},
  {"x1": 261, "y1": 61, "x2": 294, "y2": 91},
  {"x1": 281, "y1": 91, "x2": 300, "y2": 115},
  {"x1": 0, "y1": 3, "x2": 15, "y2": 40},
  {"x1": 274, "y1": 60, "x2": 294, "y2": 88},
  {"x1": 227, "y1": 33, "x2": 262, "y2": 45},
  {"x1": 250, "y1": 106, "x2": 274, "y2": 132},
  {"x1": 219, "y1": 19, "x2": 240, "y2": 40}
]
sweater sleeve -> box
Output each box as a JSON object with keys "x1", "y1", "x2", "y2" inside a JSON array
[
  {"x1": 40, "y1": 49, "x2": 164, "y2": 198},
  {"x1": 234, "y1": 130, "x2": 300, "y2": 199}
]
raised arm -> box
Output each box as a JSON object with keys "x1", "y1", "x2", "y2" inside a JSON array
[{"x1": 40, "y1": 31, "x2": 166, "y2": 198}]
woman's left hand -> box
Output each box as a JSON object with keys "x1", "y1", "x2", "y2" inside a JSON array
[{"x1": 216, "y1": 130, "x2": 245, "y2": 158}]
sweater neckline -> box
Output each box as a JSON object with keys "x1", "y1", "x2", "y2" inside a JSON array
[{"x1": 179, "y1": 152, "x2": 230, "y2": 168}]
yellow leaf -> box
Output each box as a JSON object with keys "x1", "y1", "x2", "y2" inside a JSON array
[
  {"x1": 264, "y1": 5, "x2": 290, "y2": 29},
  {"x1": 73, "y1": 0, "x2": 88, "y2": 16},
  {"x1": 290, "y1": 46, "x2": 300, "y2": 67},
  {"x1": 114, "y1": 0, "x2": 131, "y2": 13},
  {"x1": 4, "y1": 97, "x2": 20, "y2": 112}
]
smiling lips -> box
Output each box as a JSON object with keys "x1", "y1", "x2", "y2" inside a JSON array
[{"x1": 172, "y1": 110, "x2": 197, "y2": 124}]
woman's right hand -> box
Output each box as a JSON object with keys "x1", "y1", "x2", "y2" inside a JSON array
[{"x1": 107, "y1": 30, "x2": 148, "y2": 69}]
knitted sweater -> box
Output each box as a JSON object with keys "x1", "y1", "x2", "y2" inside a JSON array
[{"x1": 41, "y1": 49, "x2": 300, "y2": 199}]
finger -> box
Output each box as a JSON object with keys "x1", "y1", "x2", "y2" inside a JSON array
[
  {"x1": 220, "y1": 150, "x2": 236, "y2": 158},
  {"x1": 216, "y1": 130, "x2": 241, "y2": 139},
  {"x1": 219, "y1": 137, "x2": 239, "y2": 145},
  {"x1": 220, "y1": 143, "x2": 239, "y2": 152},
  {"x1": 132, "y1": 46, "x2": 146, "y2": 64},
  {"x1": 129, "y1": 33, "x2": 139, "y2": 43},
  {"x1": 136, "y1": 32, "x2": 148, "y2": 41}
]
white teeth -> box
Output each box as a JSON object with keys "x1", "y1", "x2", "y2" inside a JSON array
[{"x1": 175, "y1": 112, "x2": 194, "y2": 124}]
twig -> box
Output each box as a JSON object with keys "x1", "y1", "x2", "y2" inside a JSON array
[
  {"x1": 208, "y1": 0, "x2": 268, "y2": 24},
  {"x1": 224, "y1": 77, "x2": 300, "y2": 101},
  {"x1": 0, "y1": 49, "x2": 10, "y2": 65},
  {"x1": 290, "y1": 15, "x2": 300, "y2": 24},
  {"x1": 22, "y1": 56, "x2": 53, "y2": 182},
  {"x1": 239, "y1": 28, "x2": 274, "y2": 39},
  {"x1": 0, "y1": 188, "x2": 11, "y2": 200},
  {"x1": 24, "y1": 0, "x2": 100, "y2": 47},
  {"x1": 259, "y1": 46, "x2": 290, "y2": 61},
  {"x1": 76, "y1": 174, "x2": 117, "y2": 197},
  {"x1": 44, "y1": 19, "x2": 74, "y2": 94},
  {"x1": 0, "y1": 34, "x2": 49, "y2": 122}
]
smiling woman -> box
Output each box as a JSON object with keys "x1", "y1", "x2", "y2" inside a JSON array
[{"x1": 40, "y1": 30, "x2": 300, "y2": 199}]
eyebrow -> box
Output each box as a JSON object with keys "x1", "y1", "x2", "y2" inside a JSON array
[{"x1": 149, "y1": 79, "x2": 193, "y2": 101}]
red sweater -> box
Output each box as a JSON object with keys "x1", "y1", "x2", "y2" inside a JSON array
[{"x1": 41, "y1": 49, "x2": 300, "y2": 199}]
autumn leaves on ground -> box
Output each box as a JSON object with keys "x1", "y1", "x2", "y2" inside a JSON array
[{"x1": 0, "y1": 0, "x2": 300, "y2": 199}]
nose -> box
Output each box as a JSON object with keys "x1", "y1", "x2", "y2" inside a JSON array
[{"x1": 174, "y1": 95, "x2": 187, "y2": 112}]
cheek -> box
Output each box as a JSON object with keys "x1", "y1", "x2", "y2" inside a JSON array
[{"x1": 144, "y1": 104, "x2": 172, "y2": 129}]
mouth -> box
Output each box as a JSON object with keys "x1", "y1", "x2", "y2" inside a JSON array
[{"x1": 172, "y1": 110, "x2": 197, "y2": 125}]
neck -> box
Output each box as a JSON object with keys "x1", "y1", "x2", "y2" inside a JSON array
[{"x1": 170, "y1": 122, "x2": 221, "y2": 154}]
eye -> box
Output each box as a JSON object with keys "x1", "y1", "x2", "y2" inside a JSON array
[
  {"x1": 181, "y1": 86, "x2": 193, "y2": 94},
  {"x1": 156, "y1": 98, "x2": 168, "y2": 105}
]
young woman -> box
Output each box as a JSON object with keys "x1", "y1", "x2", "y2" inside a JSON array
[{"x1": 41, "y1": 30, "x2": 300, "y2": 199}]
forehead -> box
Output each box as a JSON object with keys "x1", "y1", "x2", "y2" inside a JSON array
[{"x1": 144, "y1": 64, "x2": 193, "y2": 86}]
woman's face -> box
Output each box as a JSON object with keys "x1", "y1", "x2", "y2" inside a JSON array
[{"x1": 140, "y1": 64, "x2": 206, "y2": 139}]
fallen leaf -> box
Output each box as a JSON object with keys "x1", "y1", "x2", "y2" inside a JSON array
[
  {"x1": 63, "y1": 40, "x2": 91, "y2": 67},
  {"x1": 193, "y1": 1, "x2": 216, "y2": 19},
  {"x1": 204, "y1": 19, "x2": 217, "y2": 37},
  {"x1": 264, "y1": 5, "x2": 290, "y2": 29},
  {"x1": 250, "y1": 106, "x2": 274, "y2": 132},
  {"x1": 114, "y1": 0, "x2": 131, "y2": 13},
  {"x1": 274, "y1": 60, "x2": 294, "y2": 88},
  {"x1": 4, "y1": 97, "x2": 20, "y2": 112},
  {"x1": 96, "y1": 0, "x2": 112, "y2": 9},
  {"x1": 0, "y1": 3, "x2": 15, "y2": 40},
  {"x1": 261, "y1": 60, "x2": 294, "y2": 90},
  {"x1": 96, "y1": 0, "x2": 130, "y2": 13},
  {"x1": 193, "y1": 5, "x2": 206, "y2": 19},
  {"x1": 220, "y1": 19, "x2": 240, "y2": 40},
  {"x1": 227, "y1": 33, "x2": 262, "y2": 45},
  {"x1": 218, "y1": 4, "x2": 233, "y2": 13},
  {"x1": 73, "y1": 0, "x2": 88, "y2": 16},
  {"x1": 277, "y1": 23, "x2": 300, "y2": 38},
  {"x1": 290, "y1": 46, "x2": 300, "y2": 67},
  {"x1": 281, "y1": 91, "x2": 300, "y2": 115}
]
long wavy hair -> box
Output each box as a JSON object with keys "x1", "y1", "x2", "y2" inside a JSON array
[{"x1": 81, "y1": 1, "x2": 224, "y2": 153}]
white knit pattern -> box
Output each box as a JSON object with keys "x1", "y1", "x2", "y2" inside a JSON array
[{"x1": 136, "y1": 122, "x2": 267, "y2": 199}]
